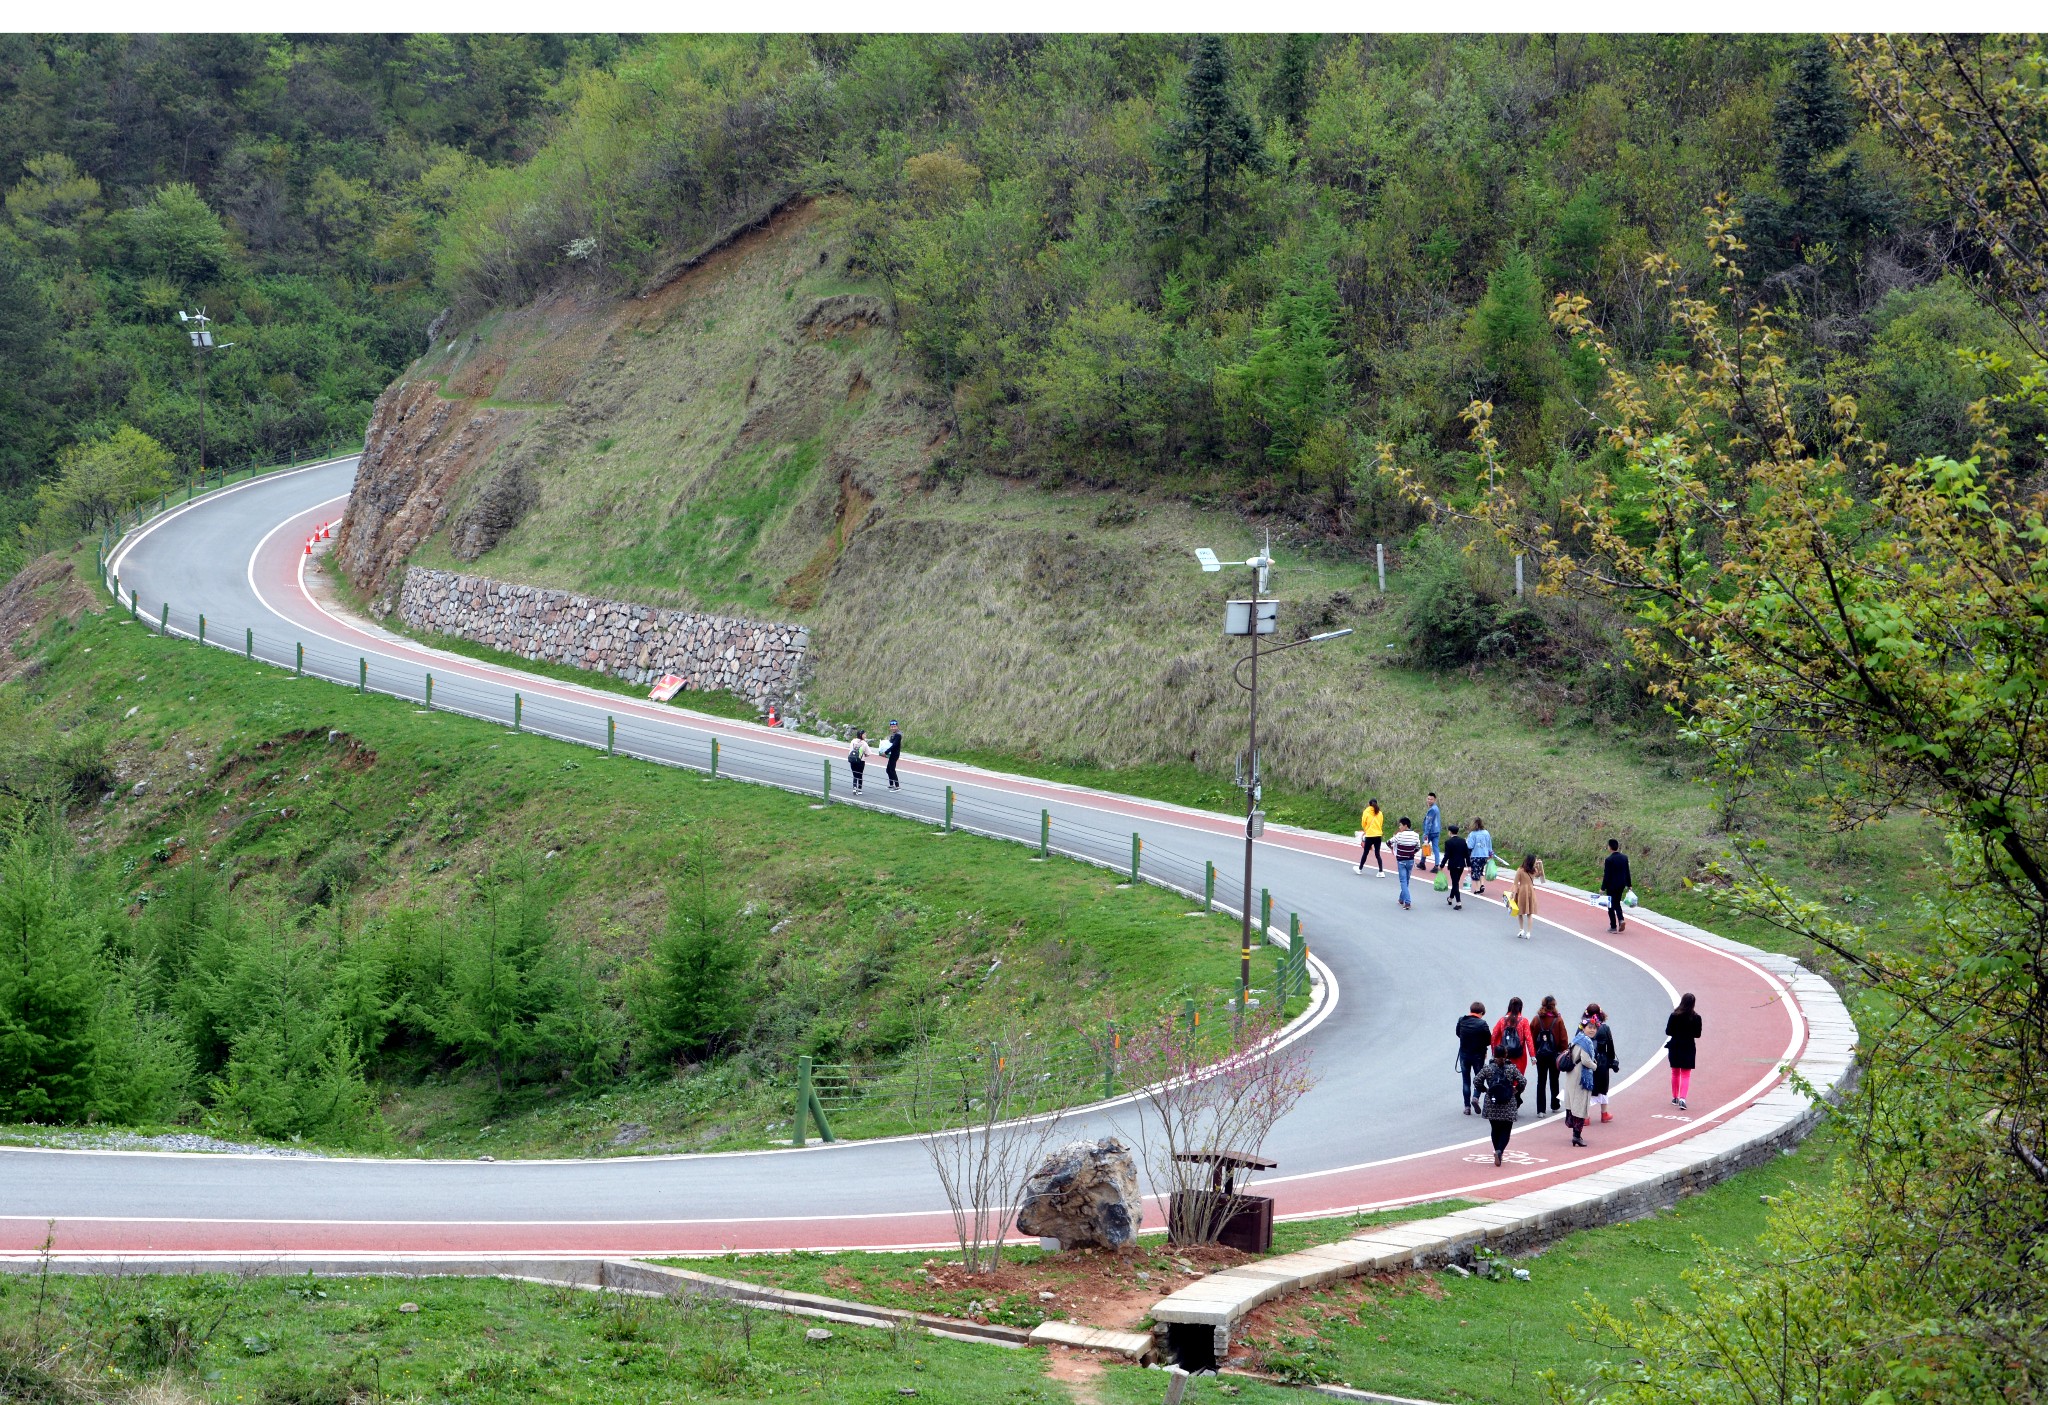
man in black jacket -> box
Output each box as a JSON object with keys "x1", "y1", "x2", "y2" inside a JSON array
[
  {"x1": 882, "y1": 721, "x2": 904, "y2": 790},
  {"x1": 1455, "y1": 1001, "x2": 1492, "y2": 1114},
  {"x1": 1602, "y1": 838, "x2": 1632, "y2": 932},
  {"x1": 1441, "y1": 825, "x2": 1471, "y2": 910}
]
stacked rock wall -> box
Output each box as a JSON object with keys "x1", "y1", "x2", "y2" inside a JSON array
[{"x1": 397, "y1": 567, "x2": 807, "y2": 706}]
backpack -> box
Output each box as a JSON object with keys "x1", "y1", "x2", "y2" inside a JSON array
[
  {"x1": 1483, "y1": 1061, "x2": 1518, "y2": 1107},
  {"x1": 848, "y1": 742, "x2": 863, "y2": 763},
  {"x1": 1496, "y1": 1022, "x2": 1524, "y2": 1061},
  {"x1": 1533, "y1": 1025, "x2": 1558, "y2": 1061}
]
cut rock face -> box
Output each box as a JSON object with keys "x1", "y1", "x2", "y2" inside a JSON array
[{"x1": 1015, "y1": 1137, "x2": 1143, "y2": 1250}]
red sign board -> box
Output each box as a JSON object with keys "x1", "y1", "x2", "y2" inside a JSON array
[{"x1": 649, "y1": 674, "x2": 686, "y2": 702}]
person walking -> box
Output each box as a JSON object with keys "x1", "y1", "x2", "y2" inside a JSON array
[
  {"x1": 1390, "y1": 818, "x2": 1422, "y2": 909},
  {"x1": 1357, "y1": 800, "x2": 1386, "y2": 873},
  {"x1": 846, "y1": 729, "x2": 871, "y2": 792},
  {"x1": 1665, "y1": 992, "x2": 1703, "y2": 1109},
  {"x1": 1422, "y1": 793, "x2": 1443, "y2": 872},
  {"x1": 1480, "y1": 1044, "x2": 1527, "y2": 1166},
  {"x1": 1587, "y1": 1002, "x2": 1620, "y2": 1123},
  {"x1": 1455, "y1": 1001, "x2": 1492, "y2": 1115},
  {"x1": 881, "y1": 721, "x2": 904, "y2": 790},
  {"x1": 1510, "y1": 854, "x2": 1540, "y2": 939},
  {"x1": 1491, "y1": 996, "x2": 1533, "y2": 1076},
  {"x1": 1559, "y1": 1019, "x2": 1597, "y2": 1146},
  {"x1": 1441, "y1": 825, "x2": 1471, "y2": 910},
  {"x1": 1602, "y1": 838, "x2": 1632, "y2": 932},
  {"x1": 1530, "y1": 994, "x2": 1569, "y2": 1117},
  {"x1": 1467, "y1": 818, "x2": 1495, "y2": 895}
]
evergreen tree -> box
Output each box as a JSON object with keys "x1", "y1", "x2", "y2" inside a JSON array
[
  {"x1": 1160, "y1": 36, "x2": 1265, "y2": 235},
  {"x1": 1224, "y1": 250, "x2": 1346, "y2": 489},
  {"x1": 433, "y1": 868, "x2": 561, "y2": 1095},
  {"x1": 1743, "y1": 38, "x2": 1896, "y2": 274},
  {"x1": 1264, "y1": 34, "x2": 1321, "y2": 133},
  {"x1": 631, "y1": 840, "x2": 750, "y2": 1066},
  {"x1": 1468, "y1": 251, "x2": 1553, "y2": 429},
  {"x1": 0, "y1": 826, "x2": 105, "y2": 1122}
]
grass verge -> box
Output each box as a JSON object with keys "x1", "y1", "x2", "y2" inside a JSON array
[
  {"x1": 0, "y1": 1268, "x2": 1067, "y2": 1404},
  {"x1": 3, "y1": 587, "x2": 1258, "y2": 1159}
]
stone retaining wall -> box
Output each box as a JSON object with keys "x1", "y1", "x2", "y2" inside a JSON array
[{"x1": 396, "y1": 567, "x2": 807, "y2": 706}]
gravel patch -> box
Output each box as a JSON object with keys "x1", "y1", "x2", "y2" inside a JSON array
[{"x1": 8, "y1": 1130, "x2": 329, "y2": 1159}]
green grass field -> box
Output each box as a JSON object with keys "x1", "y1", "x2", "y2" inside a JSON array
[{"x1": 3, "y1": 586, "x2": 1264, "y2": 1159}]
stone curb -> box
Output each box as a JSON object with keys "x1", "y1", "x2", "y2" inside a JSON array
[{"x1": 1150, "y1": 906, "x2": 1857, "y2": 1362}]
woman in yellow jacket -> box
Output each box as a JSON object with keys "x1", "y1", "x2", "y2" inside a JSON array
[{"x1": 1357, "y1": 800, "x2": 1386, "y2": 873}]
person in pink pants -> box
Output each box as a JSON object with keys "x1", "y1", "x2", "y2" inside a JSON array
[{"x1": 1665, "y1": 992, "x2": 1702, "y2": 1109}]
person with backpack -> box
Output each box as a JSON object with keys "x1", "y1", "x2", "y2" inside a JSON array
[
  {"x1": 846, "y1": 729, "x2": 872, "y2": 792},
  {"x1": 1421, "y1": 793, "x2": 1443, "y2": 871},
  {"x1": 1558, "y1": 1018, "x2": 1598, "y2": 1147},
  {"x1": 1665, "y1": 992, "x2": 1703, "y2": 1109},
  {"x1": 1467, "y1": 818, "x2": 1495, "y2": 895},
  {"x1": 881, "y1": 721, "x2": 904, "y2": 790},
  {"x1": 1510, "y1": 854, "x2": 1540, "y2": 939},
  {"x1": 1480, "y1": 1045, "x2": 1527, "y2": 1167},
  {"x1": 1455, "y1": 1001, "x2": 1492, "y2": 1115},
  {"x1": 1586, "y1": 1002, "x2": 1620, "y2": 1123},
  {"x1": 1390, "y1": 818, "x2": 1423, "y2": 910},
  {"x1": 1491, "y1": 996, "x2": 1533, "y2": 1075},
  {"x1": 1357, "y1": 800, "x2": 1386, "y2": 873},
  {"x1": 1441, "y1": 825, "x2": 1471, "y2": 909},
  {"x1": 1529, "y1": 995, "x2": 1569, "y2": 1116},
  {"x1": 1602, "y1": 838, "x2": 1633, "y2": 932}
]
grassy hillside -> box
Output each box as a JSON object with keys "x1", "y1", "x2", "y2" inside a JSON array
[
  {"x1": 341, "y1": 201, "x2": 1940, "y2": 932},
  {"x1": 0, "y1": 564, "x2": 1251, "y2": 1157}
]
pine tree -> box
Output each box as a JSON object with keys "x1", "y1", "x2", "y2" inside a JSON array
[
  {"x1": 1162, "y1": 36, "x2": 1265, "y2": 235},
  {"x1": 1744, "y1": 38, "x2": 1896, "y2": 274},
  {"x1": 1225, "y1": 250, "x2": 1346, "y2": 489},
  {"x1": 0, "y1": 828, "x2": 105, "y2": 1123},
  {"x1": 433, "y1": 868, "x2": 560, "y2": 1096},
  {"x1": 631, "y1": 839, "x2": 749, "y2": 1066}
]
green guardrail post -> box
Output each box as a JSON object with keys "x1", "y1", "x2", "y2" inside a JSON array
[
  {"x1": 1291, "y1": 912, "x2": 1302, "y2": 951},
  {"x1": 606, "y1": 715, "x2": 614, "y2": 756},
  {"x1": 1103, "y1": 1021, "x2": 1118, "y2": 1098},
  {"x1": 1129, "y1": 832, "x2": 1141, "y2": 884},
  {"x1": 158, "y1": 602, "x2": 168, "y2": 633},
  {"x1": 1039, "y1": 809, "x2": 1050, "y2": 860},
  {"x1": 425, "y1": 673, "x2": 434, "y2": 709},
  {"x1": 944, "y1": 785, "x2": 954, "y2": 833},
  {"x1": 244, "y1": 626, "x2": 253, "y2": 659},
  {"x1": 822, "y1": 758, "x2": 831, "y2": 800},
  {"x1": 514, "y1": 693, "x2": 522, "y2": 731},
  {"x1": 1183, "y1": 998, "x2": 1198, "y2": 1033},
  {"x1": 358, "y1": 658, "x2": 366, "y2": 694},
  {"x1": 1260, "y1": 888, "x2": 1272, "y2": 942},
  {"x1": 129, "y1": 590, "x2": 138, "y2": 620},
  {"x1": 710, "y1": 737, "x2": 719, "y2": 777},
  {"x1": 197, "y1": 614, "x2": 204, "y2": 644},
  {"x1": 1204, "y1": 860, "x2": 1216, "y2": 912},
  {"x1": 295, "y1": 642, "x2": 303, "y2": 677},
  {"x1": 794, "y1": 1056, "x2": 835, "y2": 1146}
]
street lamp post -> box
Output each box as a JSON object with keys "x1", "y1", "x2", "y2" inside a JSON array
[
  {"x1": 1196, "y1": 536, "x2": 1353, "y2": 1009},
  {"x1": 176, "y1": 308, "x2": 233, "y2": 486}
]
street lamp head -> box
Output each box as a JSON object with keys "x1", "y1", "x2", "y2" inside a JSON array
[
  {"x1": 1307, "y1": 628, "x2": 1354, "y2": 643},
  {"x1": 1194, "y1": 547, "x2": 1221, "y2": 572}
]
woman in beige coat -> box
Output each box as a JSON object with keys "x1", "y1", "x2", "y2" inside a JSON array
[
  {"x1": 1558, "y1": 1018, "x2": 1597, "y2": 1147},
  {"x1": 1510, "y1": 854, "x2": 1540, "y2": 939}
]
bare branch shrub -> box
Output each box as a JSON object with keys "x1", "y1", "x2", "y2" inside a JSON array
[
  {"x1": 908, "y1": 1027, "x2": 1070, "y2": 1273},
  {"x1": 1115, "y1": 1011, "x2": 1316, "y2": 1245}
]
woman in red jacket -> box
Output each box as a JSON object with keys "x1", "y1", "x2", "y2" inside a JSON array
[{"x1": 1491, "y1": 996, "x2": 1534, "y2": 1075}]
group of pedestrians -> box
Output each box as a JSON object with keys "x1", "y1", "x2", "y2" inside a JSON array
[
  {"x1": 1360, "y1": 792, "x2": 1637, "y2": 942},
  {"x1": 845, "y1": 721, "x2": 905, "y2": 793},
  {"x1": 1454, "y1": 992, "x2": 1704, "y2": 1166}
]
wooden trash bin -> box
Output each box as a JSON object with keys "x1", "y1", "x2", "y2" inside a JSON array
[{"x1": 1167, "y1": 1149, "x2": 1277, "y2": 1252}]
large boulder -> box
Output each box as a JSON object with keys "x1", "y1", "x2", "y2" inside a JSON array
[{"x1": 1015, "y1": 1138, "x2": 1143, "y2": 1250}]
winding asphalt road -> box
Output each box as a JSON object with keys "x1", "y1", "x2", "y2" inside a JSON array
[{"x1": 0, "y1": 458, "x2": 1809, "y2": 1258}]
